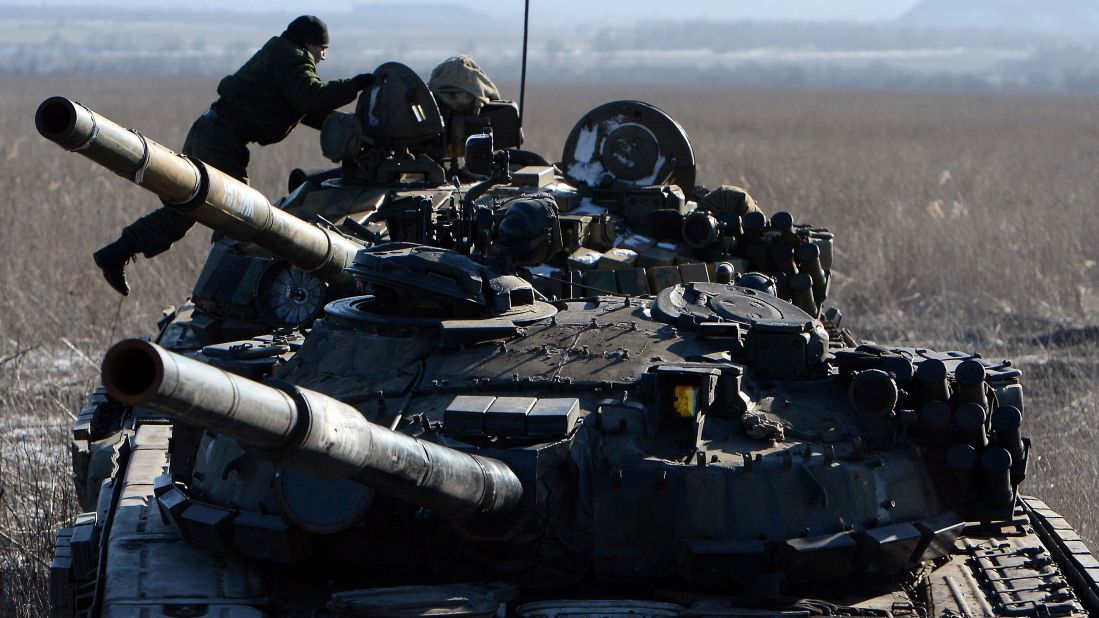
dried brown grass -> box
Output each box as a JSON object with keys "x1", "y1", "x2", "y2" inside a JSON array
[{"x1": 2, "y1": 75, "x2": 1098, "y2": 614}]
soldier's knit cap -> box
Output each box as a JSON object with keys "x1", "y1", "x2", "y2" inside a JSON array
[{"x1": 282, "y1": 15, "x2": 329, "y2": 47}]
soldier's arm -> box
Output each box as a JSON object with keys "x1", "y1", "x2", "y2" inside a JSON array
[
  {"x1": 301, "y1": 109, "x2": 331, "y2": 130},
  {"x1": 278, "y1": 55, "x2": 359, "y2": 117}
]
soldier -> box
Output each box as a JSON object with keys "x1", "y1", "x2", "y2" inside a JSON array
[{"x1": 93, "y1": 15, "x2": 372, "y2": 295}]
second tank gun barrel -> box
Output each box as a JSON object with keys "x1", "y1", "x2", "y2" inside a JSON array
[
  {"x1": 101, "y1": 339, "x2": 524, "y2": 519},
  {"x1": 34, "y1": 96, "x2": 361, "y2": 283}
]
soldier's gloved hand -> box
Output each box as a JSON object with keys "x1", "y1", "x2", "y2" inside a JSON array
[{"x1": 353, "y1": 73, "x2": 374, "y2": 90}]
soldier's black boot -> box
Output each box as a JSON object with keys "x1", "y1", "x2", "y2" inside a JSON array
[{"x1": 93, "y1": 236, "x2": 137, "y2": 296}]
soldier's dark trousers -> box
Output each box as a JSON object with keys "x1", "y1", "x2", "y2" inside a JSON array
[{"x1": 120, "y1": 109, "x2": 250, "y2": 257}]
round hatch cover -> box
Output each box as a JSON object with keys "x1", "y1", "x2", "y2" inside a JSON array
[
  {"x1": 561, "y1": 100, "x2": 696, "y2": 194},
  {"x1": 652, "y1": 282, "x2": 812, "y2": 327}
]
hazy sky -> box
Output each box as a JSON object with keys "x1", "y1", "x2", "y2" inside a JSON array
[{"x1": 7, "y1": 0, "x2": 923, "y2": 22}]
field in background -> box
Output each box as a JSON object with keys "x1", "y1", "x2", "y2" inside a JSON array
[{"x1": 2, "y1": 75, "x2": 1098, "y2": 614}]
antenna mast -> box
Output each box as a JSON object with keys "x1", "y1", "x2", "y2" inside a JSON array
[{"x1": 519, "y1": 0, "x2": 530, "y2": 130}]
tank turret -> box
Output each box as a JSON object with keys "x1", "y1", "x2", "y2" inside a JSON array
[{"x1": 35, "y1": 97, "x2": 363, "y2": 285}]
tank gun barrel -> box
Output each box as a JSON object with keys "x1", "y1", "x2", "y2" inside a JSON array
[
  {"x1": 35, "y1": 96, "x2": 361, "y2": 282},
  {"x1": 101, "y1": 339, "x2": 524, "y2": 519}
]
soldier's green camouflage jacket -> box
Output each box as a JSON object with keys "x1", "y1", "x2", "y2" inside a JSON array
[
  {"x1": 122, "y1": 35, "x2": 360, "y2": 257},
  {"x1": 214, "y1": 35, "x2": 360, "y2": 145}
]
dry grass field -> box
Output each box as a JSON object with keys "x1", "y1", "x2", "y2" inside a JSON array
[{"x1": 2, "y1": 75, "x2": 1098, "y2": 615}]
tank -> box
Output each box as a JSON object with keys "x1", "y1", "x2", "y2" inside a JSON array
[
  {"x1": 37, "y1": 75, "x2": 1099, "y2": 616},
  {"x1": 37, "y1": 70, "x2": 836, "y2": 514}
]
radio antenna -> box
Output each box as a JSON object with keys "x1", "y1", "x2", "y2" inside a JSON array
[{"x1": 519, "y1": 0, "x2": 530, "y2": 130}]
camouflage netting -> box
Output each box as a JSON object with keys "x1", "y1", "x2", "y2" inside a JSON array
[
  {"x1": 698, "y1": 185, "x2": 761, "y2": 216},
  {"x1": 320, "y1": 111, "x2": 363, "y2": 162},
  {"x1": 428, "y1": 55, "x2": 501, "y2": 114}
]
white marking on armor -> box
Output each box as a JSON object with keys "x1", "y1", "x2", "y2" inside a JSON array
[
  {"x1": 368, "y1": 87, "x2": 381, "y2": 127},
  {"x1": 566, "y1": 161, "x2": 606, "y2": 187},
  {"x1": 569, "y1": 197, "x2": 607, "y2": 216},
  {"x1": 573, "y1": 126, "x2": 598, "y2": 163},
  {"x1": 573, "y1": 115, "x2": 624, "y2": 165}
]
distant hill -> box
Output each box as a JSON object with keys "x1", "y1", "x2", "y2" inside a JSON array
[{"x1": 899, "y1": 0, "x2": 1099, "y2": 35}]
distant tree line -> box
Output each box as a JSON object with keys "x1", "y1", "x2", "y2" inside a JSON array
[
  {"x1": 5, "y1": 17, "x2": 1099, "y2": 95},
  {"x1": 591, "y1": 19, "x2": 1063, "y2": 53}
]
